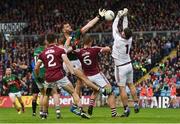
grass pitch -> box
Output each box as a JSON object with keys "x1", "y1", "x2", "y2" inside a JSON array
[{"x1": 0, "y1": 107, "x2": 180, "y2": 123}]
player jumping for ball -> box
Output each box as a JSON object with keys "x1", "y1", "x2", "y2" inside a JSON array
[{"x1": 112, "y1": 8, "x2": 139, "y2": 117}]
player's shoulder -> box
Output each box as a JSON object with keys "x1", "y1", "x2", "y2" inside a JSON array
[
  {"x1": 74, "y1": 48, "x2": 81, "y2": 53},
  {"x1": 56, "y1": 45, "x2": 65, "y2": 51},
  {"x1": 75, "y1": 28, "x2": 81, "y2": 33},
  {"x1": 92, "y1": 46, "x2": 101, "y2": 49},
  {"x1": 11, "y1": 74, "x2": 18, "y2": 78},
  {"x1": 11, "y1": 74, "x2": 17, "y2": 77},
  {"x1": 54, "y1": 45, "x2": 66, "y2": 54},
  {"x1": 57, "y1": 45, "x2": 66, "y2": 51},
  {"x1": 91, "y1": 46, "x2": 102, "y2": 51}
]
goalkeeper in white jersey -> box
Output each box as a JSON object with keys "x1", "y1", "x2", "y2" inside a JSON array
[{"x1": 112, "y1": 8, "x2": 139, "y2": 117}]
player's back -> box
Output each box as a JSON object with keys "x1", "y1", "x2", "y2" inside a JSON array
[
  {"x1": 39, "y1": 45, "x2": 65, "y2": 82},
  {"x1": 112, "y1": 36, "x2": 132, "y2": 65},
  {"x1": 74, "y1": 47, "x2": 101, "y2": 76}
]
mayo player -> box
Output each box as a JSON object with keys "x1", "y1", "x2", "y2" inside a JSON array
[{"x1": 112, "y1": 8, "x2": 139, "y2": 117}]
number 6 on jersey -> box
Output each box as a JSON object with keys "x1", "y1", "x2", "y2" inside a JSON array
[{"x1": 83, "y1": 55, "x2": 92, "y2": 65}]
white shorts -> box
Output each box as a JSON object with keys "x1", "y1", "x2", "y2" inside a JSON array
[
  {"x1": 171, "y1": 95, "x2": 176, "y2": 99},
  {"x1": 140, "y1": 96, "x2": 147, "y2": 100},
  {"x1": 114, "y1": 63, "x2": 133, "y2": 86},
  {"x1": 63, "y1": 59, "x2": 82, "y2": 73},
  {"x1": 147, "y1": 96, "x2": 153, "y2": 100},
  {"x1": 45, "y1": 76, "x2": 70, "y2": 89},
  {"x1": 87, "y1": 72, "x2": 109, "y2": 88},
  {"x1": 9, "y1": 91, "x2": 22, "y2": 98}
]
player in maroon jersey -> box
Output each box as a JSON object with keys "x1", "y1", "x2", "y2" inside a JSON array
[
  {"x1": 73, "y1": 35, "x2": 120, "y2": 117},
  {"x1": 34, "y1": 33, "x2": 90, "y2": 119}
]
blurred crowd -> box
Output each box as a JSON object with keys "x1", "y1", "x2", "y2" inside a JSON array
[{"x1": 0, "y1": 0, "x2": 179, "y2": 34}]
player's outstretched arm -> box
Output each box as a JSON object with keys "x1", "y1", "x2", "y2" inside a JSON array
[
  {"x1": 101, "y1": 46, "x2": 111, "y2": 53},
  {"x1": 112, "y1": 10, "x2": 122, "y2": 37},
  {"x1": 64, "y1": 36, "x2": 73, "y2": 53},
  {"x1": 122, "y1": 8, "x2": 128, "y2": 30},
  {"x1": 62, "y1": 54, "x2": 75, "y2": 75},
  {"x1": 112, "y1": 8, "x2": 128, "y2": 37},
  {"x1": 81, "y1": 9, "x2": 106, "y2": 34}
]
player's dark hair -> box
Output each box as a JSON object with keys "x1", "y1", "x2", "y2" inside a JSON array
[
  {"x1": 38, "y1": 35, "x2": 45, "y2": 46},
  {"x1": 61, "y1": 21, "x2": 70, "y2": 30},
  {"x1": 124, "y1": 28, "x2": 132, "y2": 40},
  {"x1": 83, "y1": 35, "x2": 93, "y2": 45},
  {"x1": 47, "y1": 33, "x2": 56, "y2": 43}
]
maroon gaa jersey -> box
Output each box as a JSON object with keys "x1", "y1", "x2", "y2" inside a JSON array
[
  {"x1": 74, "y1": 47, "x2": 102, "y2": 76},
  {"x1": 38, "y1": 44, "x2": 66, "y2": 82}
]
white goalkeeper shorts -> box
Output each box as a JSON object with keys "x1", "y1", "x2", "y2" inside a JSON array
[{"x1": 114, "y1": 62, "x2": 133, "y2": 87}]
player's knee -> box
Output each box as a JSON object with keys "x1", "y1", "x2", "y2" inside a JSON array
[
  {"x1": 12, "y1": 100, "x2": 16, "y2": 104},
  {"x1": 127, "y1": 83, "x2": 133, "y2": 88},
  {"x1": 74, "y1": 69, "x2": 86, "y2": 80},
  {"x1": 119, "y1": 85, "x2": 126, "y2": 93},
  {"x1": 76, "y1": 80, "x2": 82, "y2": 86}
]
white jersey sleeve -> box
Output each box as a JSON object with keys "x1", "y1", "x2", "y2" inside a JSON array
[
  {"x1": 123, "y1": 16, "x2": 128, "y2": 30},
  {"x1": 112, "y1": 15, "x2": 120, "y2": 39}
]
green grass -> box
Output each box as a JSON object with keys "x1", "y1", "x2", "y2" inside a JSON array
[{"x1": 0, "y1": 107, "x2": 180, "y2": 123}]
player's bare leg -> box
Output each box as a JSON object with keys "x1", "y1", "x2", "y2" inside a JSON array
[
  {"x1": 52, "y1": 89, "x2": 61, "y2": 119},
  {"x1": 41, "y1": 88, "x2": 51, "y2": 119},
  {"x1": 88, "y1": 90, "x2": 98, "y2": 115},
  {"x1": 127, "y1": 83, "x2": 139, "y2": 113},
  {"x1": 17, "y1": 96, "x2": 25, "y2": 113},
  {"x1": 39, "y1": 89, "x2": 45, "y2": 117},
  {"x1": 75, "y1": 79, "x2": 87, "y2": 113},
  {"x1": 32, "y1": 93, "x2": 38, "y2": 116},
  {"x1": 119, "y1": 86, "x2": 130, "y2": 117},
  {"x1": 42, "y1": 95, "x2": 49, "y2": 119},
  {"x1": 75, "y1": 79, "x2": 82, "y2": 97},
  {"x1": 9, "y1": 95, "x2": 21, "y2": 114},
  {"x1": 63, "y1": 82, "x2": 90, "y2": 119},
  {"x1": 106, "y1": 84, "x2": 119, "y2": 117},
  {"x1": 103, "y1": 84, "x2": 119, "y2": 117},
  {"x1": 88, "y1": 84, "x2": 119, "y2": 117},
  {"x1": 74, "y1": 69, "x2": 100, "y2": 92}
]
